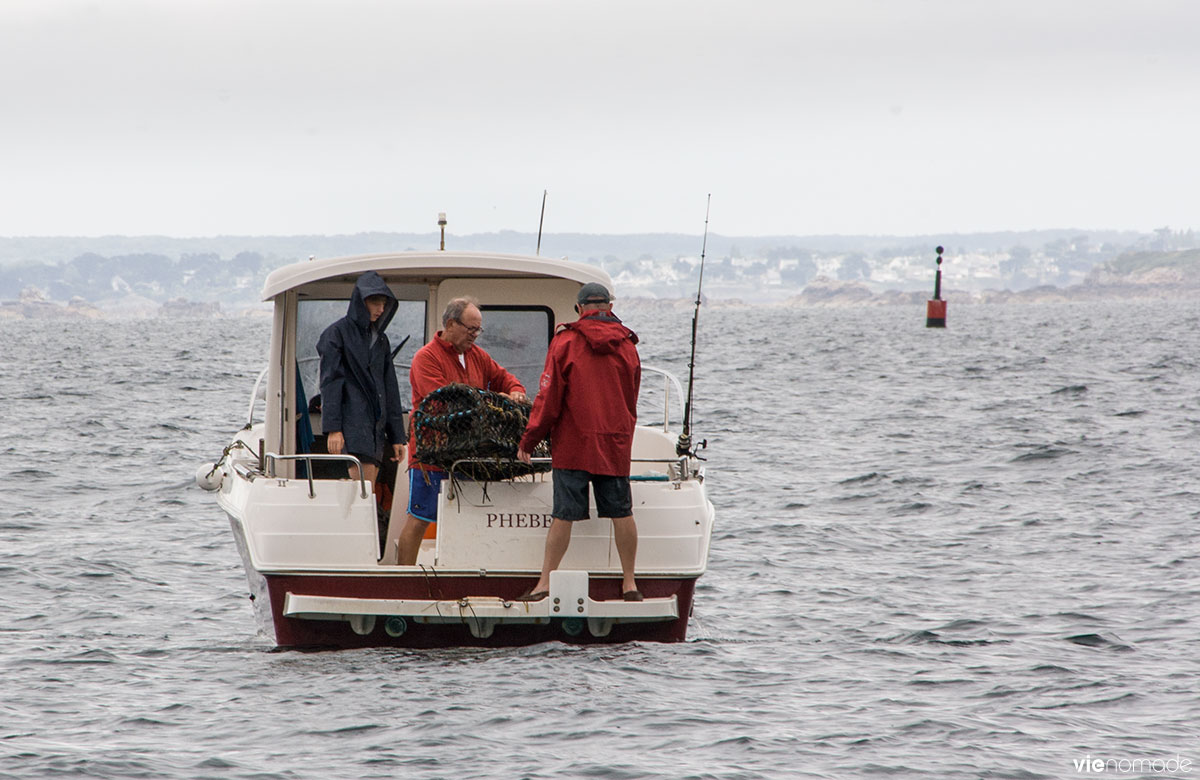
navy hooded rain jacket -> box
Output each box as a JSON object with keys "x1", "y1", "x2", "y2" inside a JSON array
[{"x1": 317, "y1": 271, "x2": 408, "y2": 463}]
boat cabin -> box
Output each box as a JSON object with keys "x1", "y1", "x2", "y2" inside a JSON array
[{"x1": 260, "y1": 251, "x2": 610, "y2": 467}]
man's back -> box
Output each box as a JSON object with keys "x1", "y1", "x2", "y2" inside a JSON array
[{"x1": 523, "y1": 311, "x2": 640, "y2": 476}]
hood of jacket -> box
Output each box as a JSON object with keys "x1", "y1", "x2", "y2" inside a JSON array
[
  {"x1": 563, "y1": 310, "x2": 639, "y2": 354},
  {"x1": 346, "y1": 270, "x2": 399, "y2": 333}
]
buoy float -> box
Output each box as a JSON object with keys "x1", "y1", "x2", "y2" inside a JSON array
[
  {"x1": 195, "y1": 462, "x2": 224, "y2": 491},
  {"x1": 926, "y1": 246, "x2": 947, "y2": 328},
  {"x1": 926, "y1": 298, "x2": 947, "y2": 328}
]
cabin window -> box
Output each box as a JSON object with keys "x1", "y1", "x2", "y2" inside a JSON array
[
  {"x1": 295, "y1": 299, "x2": 427, "y2": 412},
  {"x1": 477, "y1": 305, "x2": 554, "y2": 399}
]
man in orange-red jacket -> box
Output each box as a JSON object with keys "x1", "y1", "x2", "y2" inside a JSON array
[
  {"x1": 517, "y1": 282, "x2": 643, "y2": 601},
  {"x1": 396, "y1": 296, "x2": 527, "y2": 564}
]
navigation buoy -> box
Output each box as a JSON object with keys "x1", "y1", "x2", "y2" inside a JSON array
[{"x1": 926, "y1": 246, "x2": 947, "y2": 328}]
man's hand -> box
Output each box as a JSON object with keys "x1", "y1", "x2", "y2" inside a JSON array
[
  {"x1": 392, "y1": 443, "x2": 406, "y2": 462},
  {"x1": 327, "y1": 431, "x2": 344, "y2": 454},
  {"x1": 507, "y1": 391, "x2": 529, "y2": 404},
  {"x1": 516, "y1": 447, "x2": 532, "y2": 465}
]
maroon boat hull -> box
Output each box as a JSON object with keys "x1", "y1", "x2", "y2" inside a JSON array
[{"x1": 261, "y1": 573, "x2": 697, "y2": 649}]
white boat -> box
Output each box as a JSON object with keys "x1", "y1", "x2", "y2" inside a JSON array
[{"x1": 198, "y1": 249, "x2": 715, "y2": 648}]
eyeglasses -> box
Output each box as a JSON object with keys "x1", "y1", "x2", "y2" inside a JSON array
[{"x1": 455, "y1": 320, "x2": 483, "y2": 336}]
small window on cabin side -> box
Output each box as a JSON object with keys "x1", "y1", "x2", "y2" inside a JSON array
[{"x1": 477, "y1": 305, "x2": 554, "y2": 400}]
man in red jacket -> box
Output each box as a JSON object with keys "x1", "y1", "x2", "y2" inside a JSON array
[
  {"x1": 517, "y1": 282, "x2": 643, "y2": 601},
  {"x1": 396, "y1": 296, "x2": 527, "y2": 564}
]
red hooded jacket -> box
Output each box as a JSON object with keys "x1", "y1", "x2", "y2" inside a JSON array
[{"x1": 519, "y1": 310, "x2": 641, "y2": 476}]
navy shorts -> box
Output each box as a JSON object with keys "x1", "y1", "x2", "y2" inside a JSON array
[
  {"x1": 408, "y1": 469, "x2": 447, "y2": 523},
  {"x1": 349, "y1": 451, "x2": 381, "y2": 468},
  {"x1": 552, "y1": 468, "x2": 632, "y2": 522}
]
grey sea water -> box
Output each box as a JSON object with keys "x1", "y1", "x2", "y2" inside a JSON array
[{"x1": 2, "y1": 299, "x2": 1198, "y2": 779}]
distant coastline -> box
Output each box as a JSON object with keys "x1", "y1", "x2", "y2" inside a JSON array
[
  {"x1": 5, "y1": 278, "x2": 1193, "y2": 320},
  {"x1": 622, "y1": 277, "x2": 1200, "y2": 311},
  {"x1": 1, "y1": 233, "x2": 1196, "y2": 318}
]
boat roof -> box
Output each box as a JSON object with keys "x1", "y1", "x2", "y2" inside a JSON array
[{"x1": 261, "y1": 250, "x2": 613, "y2": 301}]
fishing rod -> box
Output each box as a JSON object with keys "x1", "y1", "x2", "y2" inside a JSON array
[
  {"x1": 536, "y1": 189, "x2": 547, "y2": 255},
  {"x1": 677, "y1": 194, "x2": 710, "y2": 458}
]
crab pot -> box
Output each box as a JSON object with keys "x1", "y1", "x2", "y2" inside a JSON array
[
  {"x1": 411, "y1": 383, "x2": 550, "y2": 480},
  {"x1": 926, "y1": 298, "x2": 947, "y2": 328}
]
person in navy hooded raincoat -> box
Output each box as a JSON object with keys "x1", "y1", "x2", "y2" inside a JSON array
[{"x1": 317, "y1": 271, "x2": 408, "y2": 486}]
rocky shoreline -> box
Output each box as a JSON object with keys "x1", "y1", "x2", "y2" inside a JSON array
[
  {"x1": 618, "y1": 275, "x2": 1200, "y2": 310},
  {"x1": 783, "y1": 275, "x2": 1200, "y2": 307}
]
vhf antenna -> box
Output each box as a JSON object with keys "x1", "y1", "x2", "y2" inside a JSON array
[{"x1": 536, "y1": 190, "x2": 547, "y2": 255}]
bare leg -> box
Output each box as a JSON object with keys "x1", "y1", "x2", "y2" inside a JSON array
[
  {"x1": 611, "y1": 515, "x2": 638, "y2": 594},
  {"x1": 396, "y1": 514, "x2": 430, "y2": 565},
  {"x1": 529, "y1": 518, "x2": 573, "y2": 594},
  {"x1": 348, "y1": 461, "x2": 379, "y2": 487}
]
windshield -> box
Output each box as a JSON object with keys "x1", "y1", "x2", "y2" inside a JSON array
[{"x1": 477, "y1": 305, "x2": 553, "y2": 399}]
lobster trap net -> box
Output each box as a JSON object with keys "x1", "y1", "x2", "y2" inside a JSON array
[{"x1": 412, "y1": 383, "x2": 551, "y2": 480}]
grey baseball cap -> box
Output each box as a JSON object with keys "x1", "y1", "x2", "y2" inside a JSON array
[{"x1": 577, "y1": 282, "x2": 612, "y2": 305}]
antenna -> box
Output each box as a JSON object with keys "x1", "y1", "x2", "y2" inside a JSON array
[{"x1": 536, "y1": 190, "x2": 547, "y2": 255}]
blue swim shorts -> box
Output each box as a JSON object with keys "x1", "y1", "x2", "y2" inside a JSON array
[
  {"x1": 408, "y1": 469, "x2": 447, "y2": 523},
  {"x1": 552, "y1": 468, "x2": 632, "y2": 522}
]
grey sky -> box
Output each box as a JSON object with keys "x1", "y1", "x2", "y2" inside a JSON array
[{"x1": 1, "y1": 0, "x2": 1196, "y2": 238}]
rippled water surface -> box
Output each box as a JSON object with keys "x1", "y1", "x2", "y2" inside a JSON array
[{"x1": 2, "y1": 300, "x2": 1198, "y2": 779}]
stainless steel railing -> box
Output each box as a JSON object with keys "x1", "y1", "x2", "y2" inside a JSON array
[
  {"x1": 640, "y1": 365, "x2": 686, "y2": 433},
  {"x1": 262, "y1": 452, "x2": 370, "y2": 499}
]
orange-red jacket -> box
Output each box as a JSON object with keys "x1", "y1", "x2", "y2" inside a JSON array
[{"x1": 408, "y1": 333, "x2": 525, "y2": 469}]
